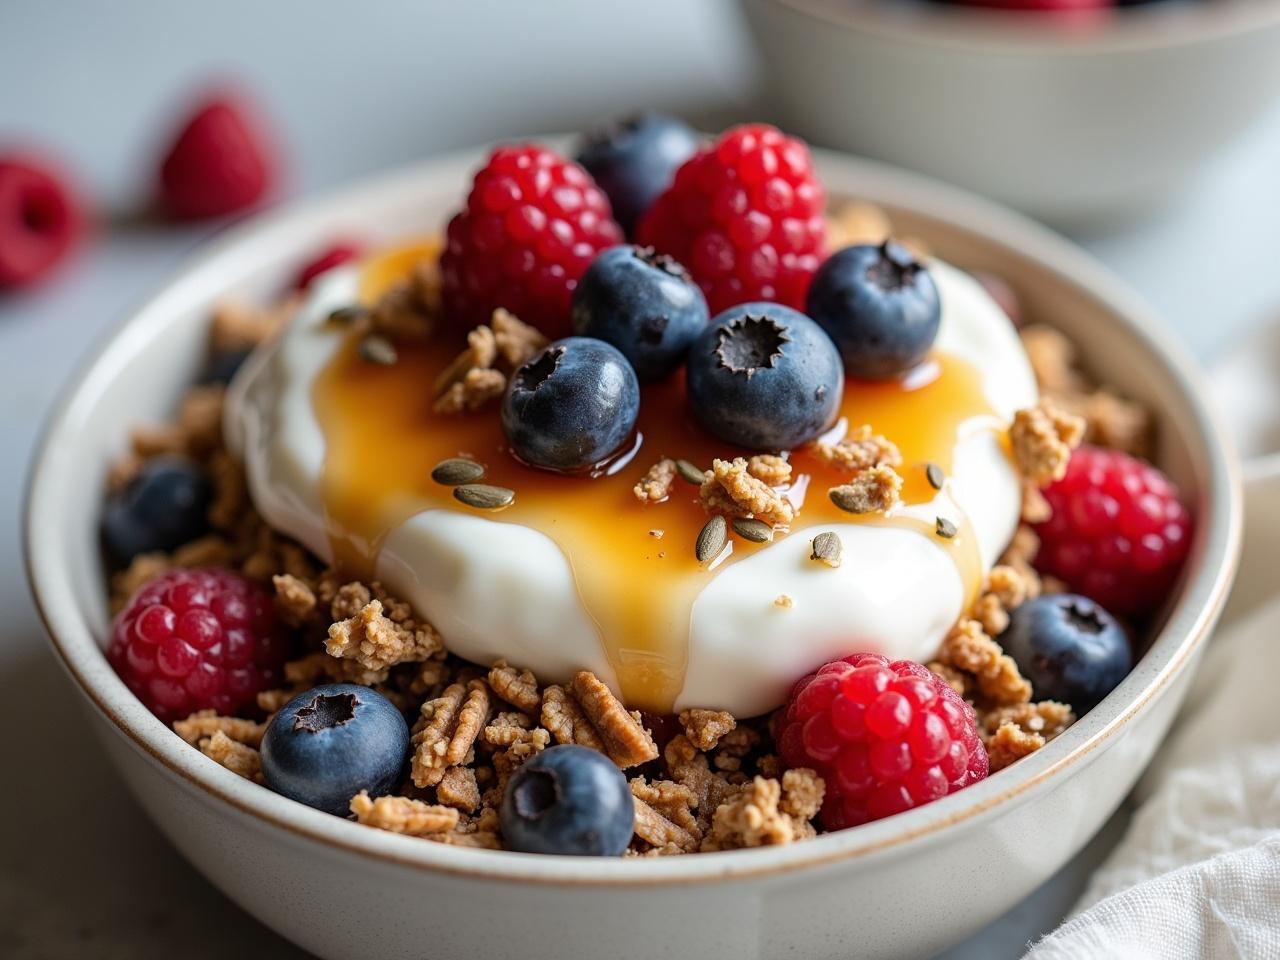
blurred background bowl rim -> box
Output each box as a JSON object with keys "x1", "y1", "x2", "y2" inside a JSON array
[
  {"x1": 25, "y1": 141, "x2": 1241, "y2": 886},
  {"x1": 765, "y1": 0, "x2": 1280, "y2": 55}
]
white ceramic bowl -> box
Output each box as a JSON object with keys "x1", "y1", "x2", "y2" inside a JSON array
[
  {"x1": 743, "y1": 0, "x2": 1280, "y2": 227},
  {"x1": 25, "y1": 145, "x2": 1240, "y2": 960}
]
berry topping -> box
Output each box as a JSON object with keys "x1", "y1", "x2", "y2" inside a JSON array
[
  {"x1": 441, "y1": 144, "x2": 623, "y2": 338},
  {"x1": 500, "y1": 744, "x2": 634, "y2": 856},
  {"x1": 260, "y1": 683, "x2": 410, "y2": 816},
  {"x1": 1001, "y1": 594, "x2": 1130, "y2": 713},
  {"x1": 157, "y1": 93, "x2": 276, "y2": 220},
  {"x1": 685, "y1": 302, "x2": 842, "y2": 451},
  {"x1": 294, "y1": 241, "x2": 362, "y2": 291},
  {"x1": 636, "y1": 123, "x2": 827, "y2": 315},
  {"x1": 570, "y1": 245, "x2": 709, "y2": 382},
  {"x1": 1035, "y1": 446, "x2": 1192, "y2": 618},
  {"x1": 575, "y1": 112, "x2": 700, "y2": 236},
  {"x1": 108, "y1": 569, "x2": 288, "y2": 722},
  {"x1": 0, "y1": 155, "x2": 83, "y2": 289},
  {"x1": 777, "y1": 654, "x2": 987, "y2": 830},
  {"x1": 502, "y1": 336, "x2": 640, "y2": 472},
  {"x1": 101, "y1": 458, "x2": 213, "y2": 564},
  {"x1": 806, "y1": 241, "x2": 941, "y2": 379}
]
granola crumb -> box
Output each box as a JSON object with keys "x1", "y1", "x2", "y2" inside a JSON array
[
  {"x1": 774, "y1": 594, "x2": 794, "y2": 609},
  {"x1": 937, "y1": 619, "x2": 1032, "y2": 705},
  {"x1": 632, "y1": 795, "x2": 699, "y2": 854},
  {"x1": 679, "y1": 709, "x2": 737, "y2": 752},
  {"x1": 350, "y1": 790, "x2": 459, "y2": 836},
  {"x1": 326, "y1": 598, "x2": 444, "y2": 674},
  {"x1": 541, "y1": 684, "x2": 606, "y2": 752},
  {"x1": 633, "y1": 458, "x2": 677, "y2": 503},
  {"x1": 568, "y1": 671, "x2": 658, "y2": 769},
  {"x1": 490, "y1": 308, "x2": 548, "y2": 368},
  {"x1": 433, "y1": 367, "x2": 507, "y2": 415},
  {"x1": 1020, "y1": 325, "x2": 1086, "y2": 396},
  {"x1": 980, "y1": 703, "x2": 1076, "y2": 774},
  {"x1": 746, "y1": 453, "x2": 792, "y2": 487},
  {"x1": 700, "y1": 773, "x2": 822, "y2": 851},
  {"x1": 272, "y1": 573, "x2": 317, "y2": 627},
  {"x1": 809, "y1": 425, "x2": 902, "y2": 473},
  {"x1": 488, "y1": 659, "x2": 541, "y2": 714},
  {"x1": 437, "y1": 765, "x2": 482, "y2": 813},
  {"x1": 1010, "y1": 398, "x2": 1086, "y2": 487},
  {"x1": 210, "y1": 298, "x2": 294, "y2": 354},
  {"x1": 175, "y1": 710, "x2": 266, "y2": 749},
  {"x1": 200, "y1": 730, "x2": 263, "y2": 783},
  {"x1": 829, "y1": 464, "x2": 903, "y2": 515},
  {"x1": 411, "y1": 679, "x2": 491, "y2": 788},
  {"x1": 366, "y1": 260, "x2": 440, "y2": 342},
  {"x1": 700, "y1": 457, "x2": 796, "y2": 526}
]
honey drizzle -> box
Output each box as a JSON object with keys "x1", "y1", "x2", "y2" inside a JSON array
[{"x1": 312, "y1": 243, "x2": 1004, "y2": 712}]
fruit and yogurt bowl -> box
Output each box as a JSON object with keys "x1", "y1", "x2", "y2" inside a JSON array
[{"x1": 94, "y1": 119, "x2": 1195, "y2": 856}]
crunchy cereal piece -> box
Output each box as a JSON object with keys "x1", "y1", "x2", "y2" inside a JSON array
[
  {"x1": 974, "y1": 594, "x2": 1011, "y2": 638},
  {"x1": 632, "y1": 796, "x2": 699, "y2": 854},
  {"x1": 200, "y1": 730, "x2": 262, "y2": 782},
  {"x1": 664, "y1": 734, "x2": 737, "y2": 833},
  {"x1": 439, "y1": 806, "x2": 503, "y2": 848},
  {"x1": 983, "y1": 723, "x2": 1045, "y2": 773},
  {"x1": 711, "y1": 725, "x2": 760, "y2": 773},
  {"x1": 403, "y1": 659, "x2": 456, "y2": 698},
  {"x1": 130, "y1": 424, "x2": 188, "y2": 459},
  {"x1": 1077, "y1": 390, "x2": 1151, "y2": 458},
  {"x1": 367, "y1": 264, "x2": 439, "y2": 342},
  {"x1": 350, "y1": 790, "x2": 459, "y2": 836},
  {"x1": 411, "y1": 679, "x2": 491, "y2": 788},
  {"x1": 488, "y1": 659, "x2": 541, "y2": 714},
  {"x1": 700, "y1": 458, "x2": 796, "y2": 527},
  {"x1": 779, "y1": 768, "x2": 825, "y2": 821},
  {"x1": 630, "y1": 777, "x2": 702, "y2": 841},
  {"x1": 490, "y1": 308, "x2": 547, "y2": 368},
  {"x1": 1020, "y1": 325, "x2": 1087, "y2": 396},
  {"x1": 272, "y1": 573, "x2": 317, "y2": 627},
  {"x1": 541, "y1": 685, "x2": 606, "y2": 752},
  {"x1": 746, "y1": 454, "x2": 792, "y2": 487},
  {"x1": 1010, "y1": 399, "x2": 1085, "y2": 487},
  {"x1": 774, "y1": 594, "x2": 794, "y2": 609},
  {"x1": 829, "y1": 465, "x2": 903, "y2": 515},
  {"x1": 568, "y1": 671, "x2": 658, "y2": 768},
  {"x1": 172, "y1": 534, "x2": 236, "y2": 570},
  {"x1": 328, "y1": 580, "x2": 372, "y2": 620},
  {"x1": 176, "y1": 384, "x2": 226, "y2": 458},
  {"x1": 435, "y1": 325, "x2": 498, "y2": 397},
  {"x1": 174, "y1": 710, "x2": 267, "y2": 748},
  {"x1": 679, "y1": 709, "x2": 737, "y2": 752},
  {"x1": 809, "y1": 425, "x2": 902, "y2": 473},
  {"x1": 826, "y1": 201, "x2": 892, "y2": 250},
  {"x1": 1000, "y1": 525, "x2": 1041, "y2": 575},
  {"x1": 1042, "y1": 575, "x2": 1069, "y2": 595},
  {"x1": 1020, "y1": 482, "x2": 1053, "y2": 524},
  {"x1": 701, "y1": 776, "x2": 796, "y2": 851},
  {"x1": 938, "y1": 619, "x2": 1032, "y2": 705},
  {"x1": 326, "y1": 599, "x2": 443, "y2": 673},
  {"x1": 633, "y1": 458, "x2": 677, "y2": 504},
  {"x1": 483, "y1": 711, "x2": 534, "y2": 747},
  {"x1": 433, "y1": 367, "x2": 507, "y2": 415},
  {"x1": 982, "y1": 700, "x2": 1074, "y2": 741},
  {"x1": 210, "y1": 298, "x2": 290, "y2": 353},
  {"x1": 437, "y1": 766, "x2": 482, "y2": 813}
]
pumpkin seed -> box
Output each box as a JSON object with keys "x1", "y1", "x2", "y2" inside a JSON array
[
  {"x1": 431, "y1": 457, "x2": 485, "y2": 486},
  {"x1": 327, "y1": 305, "x2": 370, "y2": 327},
  {"x1": 359, "y1": 334, "x2": 398, "y2": 366},
  {"x1": 810, "y1": 531, "x2": 843, "y2": 567},
  {"x1": 732, "y1": 517, "x2": 774, "y2": 543},
  {"x1": 935, "y1": 517, "x2": 958, "y2": 539},
  {"x1": 695, "y1": 515, "x2": 728, "y2": 563},
  {"x1": 675, "y1": 459, "x2": 705, "y2": 485},
  {"x1": 926, "y1": 463, "x2": 945, "y2": 491},
  {"x1": 453, "y1": 484, "x2": 515, "y2": 510},
  {"x1": 829, "y1": 485, "x2": 868, "y2": 514}
]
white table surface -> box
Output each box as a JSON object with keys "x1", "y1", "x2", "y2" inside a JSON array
[{"x1": 3, "y1": 1, "x2": 1277, "y2": 956}]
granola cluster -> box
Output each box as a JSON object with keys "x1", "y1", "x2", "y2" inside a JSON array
[
  {"x1": 433, "y1": 308, "x2": 547, "y2": 414},
  {"x1": 698, "y1": 456, "x2": 796, "y2": 527}
]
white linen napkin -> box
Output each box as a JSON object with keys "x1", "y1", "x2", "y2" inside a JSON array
[{"x1": 1026, "y1": 590, "x2": 1280, "y2": 959}]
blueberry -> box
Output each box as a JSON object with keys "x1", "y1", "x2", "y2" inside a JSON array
[
  {"x1": 261, "y1": 684, "x2": 410, "y2": 817},
  {"x1": 500, "y1": 745, "x2": 634, "y2": 856},
  {"x1": 571, "y1": 245, "x2": 708, "y2": 382},
  {"x1": 101, "y1": 457, "x2": 213, "y2": 564},
  {"x1": 806, "y1": 241, "x2": 941, "y2": 379},
  {"x1": 202, "y1": 347, "x2": 251, "y2": 385},
  {"x1": 1001, "y1": 595, "x2": 1132, "y2": 713},
  {"x1": 685, "y1": 302, "x2": 843, "y2": 451},
  {"x1": 502, "y1": 336, "x2": 640, "y2": 472},
  {"x1": 576, "y1": 113, "x2": 700, "y2": 236}
]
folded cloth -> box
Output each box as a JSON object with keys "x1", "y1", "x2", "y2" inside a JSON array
[{"x1": 1027, "y1": 595, "x2": 1280, "y2": 959}]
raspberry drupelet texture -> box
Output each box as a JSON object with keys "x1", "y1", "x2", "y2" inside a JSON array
[
  {"x1": 1035, "y1": 445, "x2": 1191, "y2": 618},
  {"x1": 636, "y1": 124, "x2": 827, "y2": 315},
  {"x1": 776, "y1": 654, "x2": 987, "y2": 830},
  {"x1": 441, "y1": 144, "x2": 624, "y2": 338},
  {"x1": 108, "y1": 569, "x2": 289, "y2": 722}
]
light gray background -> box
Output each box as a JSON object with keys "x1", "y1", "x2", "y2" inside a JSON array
[{"x1": 2, "y1": 1, "x2": 1277, "y2": 957}]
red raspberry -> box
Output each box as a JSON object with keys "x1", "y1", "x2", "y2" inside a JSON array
[
  {"x1": 0, "y1": 154, "x2": 83, "y2": 289},
  {"x1": 1035, "y1": 445, "x2": 1192, "y2": 618},
  {"x1": 108, "y1": 569, "x2": 289, "y2": 722},
  {"x1": 158, "y1": 93, "x2": 277, "y2": 220},
  {"x1": 636, "y1": 123, "x2": 826, "y2": 315},
  {"x1": 777, "y1": 654, "x2": 988, "y2": 831},
  {"x1": 294, "y1": 240, "x2": 363, "y2": 291},
  {"x1": 440, "y1": 144, "x2": 623, "y2": 338}
]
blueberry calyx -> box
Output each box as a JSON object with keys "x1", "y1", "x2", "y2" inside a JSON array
[
  {"x1": 632, "y1": 245, "x2": 688, "y2": 282},
  {"x1": 515, "y1": 344, "x2": 562, "y2": 393},
  {"x1": 513, "y1": 768, "x2": 560, "y2": 821},
  {"x1": 716, "y1": 313, "x2": 790, "y2": 378},
  {"x1": 293, "y1": 692, "x2": 358, "y2": 733},
  {"x1": 1063, "y1": 601, "x2": 1107, "y2": 636},
  {"x1": 866, "y1": 240, "x2": 922, "y2": 292}
]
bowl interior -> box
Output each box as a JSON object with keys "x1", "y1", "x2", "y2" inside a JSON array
[{"x1": 25, "y1": 144, "x2": 1240, "y2": 882}]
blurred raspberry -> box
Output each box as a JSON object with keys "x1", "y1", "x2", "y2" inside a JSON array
[{"x1": 0, "y1": 154, "x2": 83, "y2": 289}]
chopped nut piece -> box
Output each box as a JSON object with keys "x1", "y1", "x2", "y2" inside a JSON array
[
  {"x1": 490, "y1": 308, "x2": 548, "y2": 368},
  {"x1": 633, "y1": 796, "x2": 699, "y2": 854},
  {"x1": 488, "y1": 659, "x2": 541, "y2": 714},
  {"x1": 810, "y1": 425, "x2": 902, "y2": 473},
  {"x1": 437, "y1": 766, "x2": 482, "y2": 813},
  {"x1": 746, "y1": 454, "x2": 792, "y2": 487},
  {"x1": 272, "y1": 573, "x2": 317, "y2": 627},
  {"x1": 937, "y1": 619, "x2": 1032, "y2": 705},
  {"x1": 175, "y1": 711, "x2": 266, "y2": 748},
  {"x1": 326, "y1": 599, "x2": 443, "y2": 674},
  {"x1": 350, "y1": 790, "x2": 459, "y2": 835},
  {"x1": 631, "y1": 777, "x2": 702, "y2": 842},
  {"x1": 829, "y1": 465, "x2": 902, "y2": 515},
  {"x1": 1010, "y1": 399, "x2": 1085, "y2": 487},
  {"x1": 541, "y1": 685, "x2": 606, "y2": 752},
  {"x1": 483, "y1": 711, "x2": 533, "y2": 747},
  {"x1": 633, "y1": 458, "x2": 677, "y2": 503},
  {"x1": 679, "y1": 709, "x2": 737, "y2": 752},
  {"x1": 411, "y1": 680, "x2": 492, "y2": 788},
  {"x1": 568, "y1": 671, "x2": 658, "y2": 769},
  {"x1": 700, "y1": 457, "x2": 795, "y2": 526},
  {"x1": 200, "y1": 731, "x2": 263, "y2": 783},
  {"x1": 433, "y1": 367, "x2": 507, "y2": 415}
]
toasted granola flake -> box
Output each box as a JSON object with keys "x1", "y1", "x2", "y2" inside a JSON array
[
  {"x1": 490, "y1": 308, "x2": 548, "y2": 368},
  {"x1": 810, "y1": 425, "x2": 902, "y2": 473},
  {"x1": 633, "y1": 796, "x2": 699, "y2": 854},
  {"x1": 200, "y1": 730, "x2": 263, "y2": 783},
  {"x1": 679, "y1": 709, "x2": 737, "y2": 752},
  {"x1": 350, "y1": 790, "x2": 459, "y2": 836},
  {"x1": 175, "y1": 710, "x2": 267, "y2": 748},
  {"x1": 829, "y1": 465, "x2": 903, "y2": 515},
  {"x1": 633, "y1": 457, "x2": 677, "y2": 504},
  {"x1": 411, "y1": 679, "x2": 492, "y2": 788},
  {"x1": 746, "y1": 453, "x2": 792, "y2": 487},
  {"x1": 326, "y1": 599, "x2": 443, "y2": 674},
  {"x1": 541, "y1": 684, "x2": 606, "y2": 752},
  {"x1": 938, "y1": 619, "x2": 1032, "y2": 705},
  {"x1": 700, "y1": 457, "x2": 796, "y2": 526},
  {"x1": 568, "y1": 671, "x2": 658, "y2": 769},
  {"x1": 272, "y1": 573, "x2": 317, "y2": 627},
  {"x1": 488, "y1": 659, "x2": 541, "y2": 714},
  {"x1": 437, "y1": 766, "x2": 482, "y2": 813},
  {"x1": 1010, "y1": 399, "x2": 1085, "y2": 487},
  {"x1": 700, "y1": 774, "x2": 821, "y2": 851}
]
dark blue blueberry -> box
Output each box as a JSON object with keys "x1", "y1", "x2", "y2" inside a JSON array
[
  {"x1": 685, "y1": 302, "x2": 843, "y2": 451},
  {"x1": 502, "y1": 336, "x2": 640, "y2": 472},
  {"x1": 575, "y1": 113, "x2": 700, "y2": 236},
  {"x1": 571, "y1": 245, "x2": 708, "y2": 382},
  {"x1": 806, "y1": 241, "x2": 941, "y2": 379},
  {"x1": 101, "y1": 457, "x2": 212, "y2": 564},
  {"x1": 1002, "y1": 594, "x2": 1131, "y2": 713},
  {"x1": 500, "y1": 745, "x2": 634, "y2": 856},
  {"x1": 261, "y1": 684, "x2": 410, "y2": 817},
  {"x1": 202, "y1": 348, "x2": 252, "y2": 385}
]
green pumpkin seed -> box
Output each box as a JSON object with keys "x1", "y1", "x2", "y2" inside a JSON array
[
  {"x1": 431, "y1": 457, "x2": 485, "y2": 486},
  {"x1": 810, "y1": 531, "x2": 843, "y2": 567},
  {"x1": 454, "y1": 484, "x2": 515, "y2": 510},
  {"x1": 926, "y1": 463, "x2": 945, "y2": 491},
  {"x1": 676, "y1": 459, "x2": 705, "y2": 485},
  {"x1": 935, "y1": 517, "x2": 958, "y2": 539},
  {"x1": 327, "y1": 305, "x2": 370, "y2": 327},
  {"x1": 695, "y1": 515, "x2": 728, "y2": 563},
  {"x1": 829, "y1": 485, "x2": 868, "y2": 514},
  {"x1": 732, "y1": 517, "x2": 774, "y2": 543},
  {"x1": 359, "y1": 334, "x2": 398, "y2": 366}
]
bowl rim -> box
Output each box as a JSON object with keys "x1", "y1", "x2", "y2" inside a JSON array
[
  {"x1": 762, "y1": 0, "x2": 1280, "y2": 56},
  {"x1": 25, "y1": 141, "x2": 1242, "y2": 886}
]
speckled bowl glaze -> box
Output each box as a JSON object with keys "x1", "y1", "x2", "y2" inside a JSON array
[{"x1": 25, "y1": 144, "x2": 1240, "y2": 960}]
